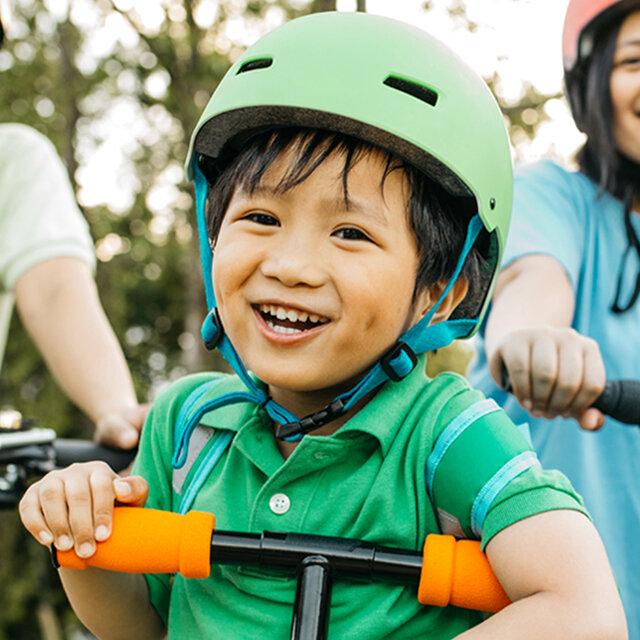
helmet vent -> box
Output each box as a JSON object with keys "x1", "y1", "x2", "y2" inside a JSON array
[
  {"x1": 383, "y1": 75, "x2": 438, "y2": 107},
  {"x1": 237, "y1": 58, "x2": 273, "y2": 74}
]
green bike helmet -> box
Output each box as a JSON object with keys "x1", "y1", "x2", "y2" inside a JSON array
[{"x1": 183, "y1": 12, "x2": 513, "y2": 440}]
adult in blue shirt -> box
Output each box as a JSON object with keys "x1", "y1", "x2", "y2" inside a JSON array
[{"x1": 471, "y1": 0, "x2": 640, "y2": 637}]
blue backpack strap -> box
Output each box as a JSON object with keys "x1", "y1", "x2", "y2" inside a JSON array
[
  {"x1": 172, "y1": 379, "x2": 235, "y2": 514},
  {"x1": 177, "y1": 428, "x2": 233, "y2": 515}
]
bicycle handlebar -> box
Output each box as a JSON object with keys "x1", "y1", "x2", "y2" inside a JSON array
[
  {"x1": 53, "y1": 440, "x2": 135, "y2": 471},
  {"x1": 501, "y1": 377, "x2": 640, "y2": 427},
  {"x1": 592, "y1": 380, "x2": 640, "y2": 425},
  {"x1": 53, "y1": 507, "x2": 511, "y2": 613}
]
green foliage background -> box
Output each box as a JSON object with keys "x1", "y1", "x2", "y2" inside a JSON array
[{"x1": 0, "y1": 0, "x2": 560, "y2": 636}]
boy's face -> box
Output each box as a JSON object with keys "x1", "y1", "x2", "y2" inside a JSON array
[{"x1": 212, "y1": 146, "x2": 436, "y2": 402}]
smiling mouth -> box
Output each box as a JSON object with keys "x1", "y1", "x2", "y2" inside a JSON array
[{"x1": 254, "y1": 303, "x2": 330, "y2": 335}]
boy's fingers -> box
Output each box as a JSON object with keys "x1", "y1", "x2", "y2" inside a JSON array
[
  {"x1": 113, "y1": 476, "x2": 149, "y2": 507},
  {"x1": 89, "y1": 470, "x2": 117, "y2": 541},
  {"x1": 529, "y1": 336, "x2": 558, "y2": 413},
  {"x1": 64, "y1": 474, "x2": 97, "y2": 558},
  {"x1": 39, "y1": 475, "x2": 73, "y2": 550},
  {"x1": 18, "y1": 487, "x2": 54, "y2": 545}
]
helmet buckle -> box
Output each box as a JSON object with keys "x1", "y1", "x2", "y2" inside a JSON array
[
  {"x1": 275, "y1": 399, "x2": 346, "y2": 440},
  {"x1": 201, "y1": 309, "x2": 223, "y2": 351}
]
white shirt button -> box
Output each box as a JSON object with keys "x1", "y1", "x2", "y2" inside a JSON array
[{"x1": 269, "y1": 493, "x2": 291, "y2": 515}]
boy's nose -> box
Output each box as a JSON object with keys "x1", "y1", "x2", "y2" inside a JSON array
[{"x1": 259, "y1": 239, "x2": 325, "y2": 288}]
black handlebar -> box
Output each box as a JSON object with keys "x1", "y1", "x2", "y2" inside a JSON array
[
  {"x1": 53, "y1": 440, "x2": 135, "y2": 471},
  {"x1": 501, "y1": 377, "x2": 640, "y2": 427},
  {"x1": 592, "y1": 380, "x2": 640, "y2": 426},
  {"x1": 0, "y1": 430, "x2": 136, "y2": 509}
]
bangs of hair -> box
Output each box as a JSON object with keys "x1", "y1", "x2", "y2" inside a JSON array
[{"x1": 200, "y1": 128, "x2": 399, "y2": 242}]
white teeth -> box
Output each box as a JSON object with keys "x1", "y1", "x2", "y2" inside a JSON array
[
  {"x1": 266, "y1": 320, "x2": 302, "y2": 334},
  {"x1": 258, "y1": 303, "x2": 329, "y2": 324}
]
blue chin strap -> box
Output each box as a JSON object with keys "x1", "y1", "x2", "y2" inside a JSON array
[{"x1": 190, "y1": 159, "x2": 481, "y2": 447}]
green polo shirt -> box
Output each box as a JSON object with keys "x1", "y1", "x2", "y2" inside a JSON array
[{"x1": 133, "y1": 359, "x2": 587, "y2": 639}]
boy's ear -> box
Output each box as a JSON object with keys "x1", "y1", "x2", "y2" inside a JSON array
[{"x1": 415, "y1": 278, "x2": 469, "y2": 323}]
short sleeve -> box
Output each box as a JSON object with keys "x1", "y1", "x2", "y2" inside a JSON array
[
  {"x1": 131, "y1": 373, "x2": 216, "y2": 626},
  {"x1": 0, "y1": 124, "x2": 95, "y2": 291},
  {"x1": 426, "y1": 380, "x2": 589, "y2": 550},
  {"x1": 504, "y1": 160, "x2": 586, "y2": 289}
]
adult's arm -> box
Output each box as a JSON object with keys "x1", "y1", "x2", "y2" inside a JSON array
[
  {"x1": 484, "y1": 254, "x2": 605, "y2": 429},
  {"x1": 15, "y1": 257, "x2": 144, "y2": 447}
]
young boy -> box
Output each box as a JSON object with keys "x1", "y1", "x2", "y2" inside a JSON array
[{"x1": 19, "y1": 12, "x2": 626, "y2": 640}]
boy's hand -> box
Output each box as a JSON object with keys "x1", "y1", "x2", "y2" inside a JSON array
[
  {"x1": 19, "y1": 462, "x2": 148, "y2": 559},
  {"x1": 489, "y1": 326, "x2": 606, "y2": 430}
]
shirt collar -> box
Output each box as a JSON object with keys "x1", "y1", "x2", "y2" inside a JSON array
[
  {"x1": 333, "y1": 355, "x2": 429, "y2": 456},
  {"x1": 197, "y1": 355, "x2": 430, "y2": 455}
]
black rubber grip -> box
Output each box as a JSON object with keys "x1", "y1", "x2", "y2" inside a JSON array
[
  {"x1": 593, "y1": 380, "x2": 640, "y2": 426},
  {"x1": 53, "y1": 440, "x2": 136, "y2": 471}
]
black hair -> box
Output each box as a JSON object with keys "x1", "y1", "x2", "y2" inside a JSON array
[
  {"x1": 570, "y1": 10, "x2": 640, "y2": 312},
  {"x1": 573, "y1": 12, "x2": 640, "y2": 208},
  {"x1": 199, "y1": 128, "x2": 492, "y2": 319}
]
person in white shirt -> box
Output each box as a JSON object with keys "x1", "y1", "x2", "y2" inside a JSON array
[{"x1": 0, "y1": 122, "x2": 148, "y2": 447}]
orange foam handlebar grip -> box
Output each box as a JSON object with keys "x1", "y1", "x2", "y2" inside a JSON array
[
  {"x1": 56, "y1": 507, "x2": 215, "y2": 578},
  {"x1": 418, "y1": 534, "x2": 511, "y2": 613}
]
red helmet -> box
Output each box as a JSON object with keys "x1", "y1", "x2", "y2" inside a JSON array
[{"x1": 563, "y1": 0, "x2": 640, "y2": 127}]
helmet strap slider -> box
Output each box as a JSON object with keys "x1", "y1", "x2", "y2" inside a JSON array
[{"x1": 380, "y1": 341, "x2": 418, "y2": 382}]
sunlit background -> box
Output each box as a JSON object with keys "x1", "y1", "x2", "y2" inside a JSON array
[{"x1": 3, "y1": 0, "x2": 579, "y2": 221}]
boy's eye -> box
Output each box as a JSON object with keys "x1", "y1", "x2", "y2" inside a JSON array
[
  {"x1": 333, "y1": 227, "x2": 371, "y2": 241},
  {"x1": 243, "y1": 212, "x2": 279, "y2": 226}
]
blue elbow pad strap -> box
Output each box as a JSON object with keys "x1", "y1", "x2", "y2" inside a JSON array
[{"x1": 470, "y1": 450, "x2": 540, "y2": 537}]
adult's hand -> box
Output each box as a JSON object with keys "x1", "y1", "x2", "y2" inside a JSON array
[
  {"x1": 94, "y1": 404, "x2": 150, "y2": 449},
  {"x1": 485, "y1": 255, "x2": 606, "y2": 431},
  {"x1": 488, "y1": 327, "x2": 606, "y2": 431}
]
